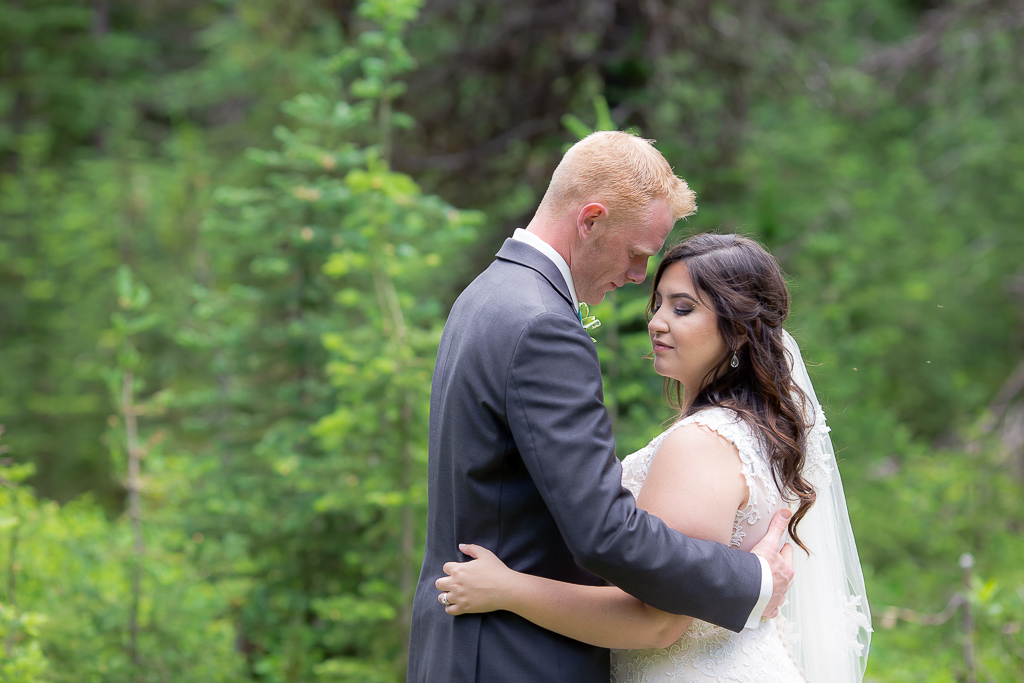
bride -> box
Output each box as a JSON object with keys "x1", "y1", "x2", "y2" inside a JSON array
[{"x1": 434, "y1": 233, "x2": 871, "y2": 682}]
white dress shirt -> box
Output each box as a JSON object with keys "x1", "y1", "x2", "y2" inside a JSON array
[{"x1": 512, "y1": 229, "x2": 579, "y2": 311}]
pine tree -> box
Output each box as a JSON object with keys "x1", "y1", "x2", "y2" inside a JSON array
[{"x1": 188, "y1": 0, "x2": 479, "y2": 677}]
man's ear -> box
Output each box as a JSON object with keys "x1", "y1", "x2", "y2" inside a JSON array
[{"x1": 576, "y1": 202, "x2": 608, "y2": 240}]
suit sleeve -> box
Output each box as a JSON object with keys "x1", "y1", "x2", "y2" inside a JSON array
[{"x1": 505, "y1": 313, "x2": 762, "y2": 632}]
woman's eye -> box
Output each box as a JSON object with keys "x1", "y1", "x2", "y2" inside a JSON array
[{"x1": 674, "y1": 307, "x2": 694, "y2": 316}]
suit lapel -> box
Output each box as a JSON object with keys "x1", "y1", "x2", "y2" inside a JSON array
[{"x1": 495, "y1": 239, "x2": 576, "y2": 314}]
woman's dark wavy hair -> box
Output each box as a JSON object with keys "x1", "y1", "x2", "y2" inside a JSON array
[{"x1": 647, "y1": 233, "x2": 816, "y2": 551}]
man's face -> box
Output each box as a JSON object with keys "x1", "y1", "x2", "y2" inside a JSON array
[{"x1": 573, "y1": 198, "x2": 675, "y2": 305}]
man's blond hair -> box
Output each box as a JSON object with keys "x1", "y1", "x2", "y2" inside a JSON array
[{"x1": 536, "y1": 131, "x2": 697, "y2": 227}]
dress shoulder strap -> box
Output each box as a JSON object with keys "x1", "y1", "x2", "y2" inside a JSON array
[{"x1": 678, "y1": 407, "x2": 778, "y2": 498}]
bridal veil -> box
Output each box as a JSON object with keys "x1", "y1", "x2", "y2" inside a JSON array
[{"x1": 781, "y1": 330, "x2": 872, "y2": 682}]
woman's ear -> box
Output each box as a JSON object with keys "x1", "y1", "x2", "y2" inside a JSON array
[{"x1": 733, "y1": 325, "x2": 748, "y2": 349}]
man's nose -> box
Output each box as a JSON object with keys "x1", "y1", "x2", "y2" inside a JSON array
[{"x1": 626, "y1": 259, "x2": 648, "y2": 284}]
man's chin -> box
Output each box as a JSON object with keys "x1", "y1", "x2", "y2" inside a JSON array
[{"x1": 581, "y1": 292, "x2": 606, "y2": 306}]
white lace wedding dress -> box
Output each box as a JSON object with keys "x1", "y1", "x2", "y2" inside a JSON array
[{"x1": 610, "y1": 407, "x2": 806, "y2": 683}]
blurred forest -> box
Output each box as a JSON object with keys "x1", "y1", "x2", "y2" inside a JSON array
[{"x1": 1, "y1": 0, "x2": 1023, "y2": 680}]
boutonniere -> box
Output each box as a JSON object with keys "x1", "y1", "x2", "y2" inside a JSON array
[{"x1": 579, "y1": 302, "x2": 601, "y2": 343}]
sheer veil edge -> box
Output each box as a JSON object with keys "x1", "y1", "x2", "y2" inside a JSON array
[{"x1": 780, "y1": 330, "x2": 872, "y2": 682}]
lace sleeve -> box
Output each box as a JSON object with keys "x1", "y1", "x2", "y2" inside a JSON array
[{"x1": 678, "y1": 408, "x2": 781, "y2": 549}]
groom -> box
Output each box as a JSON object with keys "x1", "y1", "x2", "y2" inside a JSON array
[{"x1": 408, "y1": 132, "x2": 794, "y2": 682}]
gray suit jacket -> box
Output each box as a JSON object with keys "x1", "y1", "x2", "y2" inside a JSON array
[{"x1": 408, "y1": 239, "x2": 762, "y2": 682}]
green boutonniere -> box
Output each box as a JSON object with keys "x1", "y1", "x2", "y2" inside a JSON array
[{"x1": 579, "y1": 302, "x2": 601, "y2": 343}]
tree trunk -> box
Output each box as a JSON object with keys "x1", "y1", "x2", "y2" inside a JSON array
[{"x1": 123, "y1": 371, "x2": 144, "y2": 679}]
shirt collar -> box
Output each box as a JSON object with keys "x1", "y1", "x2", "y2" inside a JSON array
[{"x1": 512, "y1": 228, "x2": 579, "y2": 310}]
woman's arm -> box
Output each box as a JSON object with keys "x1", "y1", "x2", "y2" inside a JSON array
[
  {"x1": 438, "y1": 543, "x2": 689, "y2": 649},
  {"x1": 436, "y1": 423, "x2": 749, "y2": 649}
]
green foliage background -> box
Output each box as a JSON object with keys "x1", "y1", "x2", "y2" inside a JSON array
[{"x1": 1, "y1": 0, "x2": 1022, "y2": 680}]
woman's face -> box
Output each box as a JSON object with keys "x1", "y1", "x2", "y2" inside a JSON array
[{"x1": 648, "y1": 262, "x2": 728, "y2": 396}]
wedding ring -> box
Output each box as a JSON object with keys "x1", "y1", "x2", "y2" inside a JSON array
[{"x1": 439, "y1": 592, "x2": 450, "y2": 606}]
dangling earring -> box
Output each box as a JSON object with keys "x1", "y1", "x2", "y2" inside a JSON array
[{"x1": 730, "y1": 352, "x2": 739, "y2": 368}]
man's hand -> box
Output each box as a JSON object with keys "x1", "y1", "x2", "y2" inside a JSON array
[{"x1": 750, "y1": 508, "x2": 795, "y2": 619}]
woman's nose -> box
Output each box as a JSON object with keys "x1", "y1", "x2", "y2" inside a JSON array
[{"x1": 648, "y1": 311, "x2": 668, "y2": 333}]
